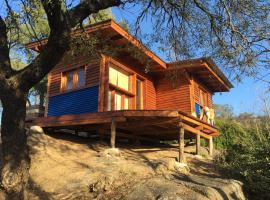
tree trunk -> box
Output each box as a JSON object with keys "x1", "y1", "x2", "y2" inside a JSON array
[
  {"x1": 38, "y1": 92, "x2": 45, "y2": 117},
  {"x1": 0, "y1": 90, "x2": 30, "y2": 199}
]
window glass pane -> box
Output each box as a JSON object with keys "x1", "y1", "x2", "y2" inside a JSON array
[
  {"x1": 115, "y1": 93, "x2": 122, "y2": 110},
  {"x1": 124, "y1": 97, "x2": 129, "y2": 110},
  {"x1": 66, "y1": 71, "x2": 73, "y2": 90},
  {"x1": 118, "y1": 71, "x2": 129, "y2": 91},
  {"x1": 108, "y1": 91, "x2": 112, "y2": 111},
  {"x1": 109, "y1": 66, "x2": 129, "y2": 91},
  {"x1": 109, "y1": 67, "x2": 118, "y2": 85},
  {"x1": 77, "y1": 68, "x2": 85, "y2": 88}
]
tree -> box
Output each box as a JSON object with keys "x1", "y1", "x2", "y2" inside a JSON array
[
  {"x1": 214, "y1": 104, "x2": 234, "y2": 119},
  {"x1": 0, "y1": 0, "x2": 269, "y2": 198}
]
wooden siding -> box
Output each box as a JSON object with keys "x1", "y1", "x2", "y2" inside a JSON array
[
  {"x1": 48, "y1": 55, "x2": 100, "y2": 96},
  {"x1": 156, "y1": 75, "x2": 191, "y2": 114},
  {"x1": 46, "y1": 54, "x2": 101, "y2": 116},
  {"x1": 193, "y1": 78, "x2": 213, "y2": 109},
  {"x1": 101, "y1": 56, "x2": 157, "y2": 111},
  {"x1": 145, "y1": 79, "x2": 156, "y2": 109}
]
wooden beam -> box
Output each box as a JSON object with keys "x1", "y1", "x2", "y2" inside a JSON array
[
  {"x1": 110, "y1": 118, "x2": 116, "y2": 148},
  {"x1": 209, "y1": 136, "x2": 213, "y2": 157},
  {"x1": 182, "y1": 123, "x2": 211, "y2": 140},
  {"x1": 196, "y1": 134, "x2": 200, "y2": 155},
  {"x1": 179, "y1": 123, "x2": 185, "y2": 163},
  {"x1": 98, "y1": 55, "x2": 107, "y2": 112},
  {"x1": 178, "y1": 113, "x2": 218, "y2": 133},
  {"x1": 122, "y1": 118, "x2": 178, "y2": 128}
]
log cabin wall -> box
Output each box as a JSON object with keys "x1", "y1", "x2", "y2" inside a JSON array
[
  {"x1": 193, "y1": 76, "x2": 213, "y2": 109},
  {"x1": 46, "y1": 54, "x2": 100, "y2": 117},
  {"x1": 99, "y1": 56, "x2": 157, "y2": 111},
  {"x1": 116, "y1": 57, "x2": 157, "y2": 110},
  {"x1": 155, "y1": 74, "x2": 192, "y2": 114}
]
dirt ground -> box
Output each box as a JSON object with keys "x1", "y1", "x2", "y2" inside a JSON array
[{"x1": 26, "y1": 127, "x2": 246, "y2": 200}]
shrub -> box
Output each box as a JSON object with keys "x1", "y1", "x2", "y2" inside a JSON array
[{"x1": 215, "y1": 117, "x2": 270, "y2": 200}]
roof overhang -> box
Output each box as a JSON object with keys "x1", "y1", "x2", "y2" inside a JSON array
[
  {"x1": 166, "y1": 58, "x2": 233, "y2": 92},
  {"x1": 26, "y1": 19, "x2": 167, "y2": 71}
]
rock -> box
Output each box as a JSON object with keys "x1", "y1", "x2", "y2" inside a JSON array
[
  {"x1": 174, "y1": 162, "x2": 190, "y2": 174},
  {"x1": 29, "y1": 126, "x2": 45, "y2": 135},
  {"x1": 155, "y1": 158, "x2": 190, "y2": 176},
  {"x1": 27, "y1": 126, "x2": 47, "y2": 154},
  {"x1": 125, "y1": 177, "x2": 207, "y2": 200},
  {"x1": 194, "y1": 154, "x2": 203, "y2": 159},
  {"x1": 101, "y1": 148, "x2": 121, "y2": 157}
]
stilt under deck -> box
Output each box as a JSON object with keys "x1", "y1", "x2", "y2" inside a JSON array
[{"x1": 34, "y1": 110, "x2": 217, "y2": 162}]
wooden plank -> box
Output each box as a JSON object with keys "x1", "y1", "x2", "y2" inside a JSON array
[
  {"x1": 121, "y1": 118, "x2": 178, "y2": 128},
  {"x1": 35, "y1": 116, "x2": 126, "y2": 127},
  {"x1": 196, "y1": 134, "x2": 200, "y2": 155},
  {"x1": 189, "y1": 75, "x2": 195, "y2": 114},
  {"x1": 179, "y1": 123, "x2": 185, "y2": 163},
  {"x1": 98, "y1": 55, "x2": 106, "y2": 112},
  {"x1": 209, "y1": 136, "x2": 213, "y2": 156},
  {"x1": 178, "y1": 112, "x2": 218, "y2": 133},
  {"x1": 182, "y1": 123, "x2": 211, "y2": 140},
  {"x1": 111, "y1": 118, "x2": 116, "y2": 148},
  {"x1": 122, "y1": 110, "x2": 179, "y2": 117}
]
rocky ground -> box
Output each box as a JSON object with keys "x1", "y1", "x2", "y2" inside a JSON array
[{"x1": 26, "y1": 126, "x2": 246, "y2": 200}]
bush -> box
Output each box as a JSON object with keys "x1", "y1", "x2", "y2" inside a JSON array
[{"x1": 215, "y1": 117, "x2": 270, "y2": 200}]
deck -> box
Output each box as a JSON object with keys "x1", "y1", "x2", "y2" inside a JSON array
[{"x1": 33, "y1": 110, "x2": 218, "y2": 161}]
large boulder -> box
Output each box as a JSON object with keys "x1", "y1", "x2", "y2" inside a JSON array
[{"x1": 27, "y1": 126, "x2": 47, "y2": 154}]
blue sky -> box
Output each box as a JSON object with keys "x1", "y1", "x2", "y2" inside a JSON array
[{"x1": 112, "y1": 6, "x2": 268, "y2": 115}]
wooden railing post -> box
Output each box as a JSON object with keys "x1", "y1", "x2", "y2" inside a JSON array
[
  {"x1": 178, "y1": 122, "x2": 185, "y2": 163},
  {"x1": 111, "y1": 118, "x2": 116, "y2": 148},
  {"x1": 196, "y1": 134, "x2": 200, "y2": 155},
  {"x1": 209, "y1": 136, "x2": 213, "y2": 157}
]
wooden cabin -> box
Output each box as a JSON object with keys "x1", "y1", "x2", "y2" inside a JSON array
[{"x1": 28, "y1": 20, "x2": 233, "y2": 161}]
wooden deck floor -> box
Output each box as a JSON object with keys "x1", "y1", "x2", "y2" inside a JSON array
[{"x1": 34, "y1": 110, "x2": 218, "y2": 141}]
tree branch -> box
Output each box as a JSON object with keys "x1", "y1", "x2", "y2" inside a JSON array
[
  {"x1": 15, "y1": 0, "x2": 71, "y2": 91},
  {"x1": 16, "y1": 0, "x2": 123, "y2": 91},
  {"x1": 0, "y1": 16, "x2": 13, "y2": 78},
  {"x1": 68, "y1": 0, "x2": 122, "y2": 27}
]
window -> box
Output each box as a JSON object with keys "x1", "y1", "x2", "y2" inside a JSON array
[
  {"x1": 107, "y1": 62, "x2": 145, "y2": 111},
  {"x1": 199, "y1": 89, "x2": 207, "y2": 107},
  {"x1": 136, "y1": 79, "x2": 143, "y2": 109},
  {"x1": 66, "y1": 71, "x2": 74, "y2": 90},
  {"x1": 124, "y1": 97, "x2": 129, "y2": 110},
  {"x1": 107, "y1": 65, "x2": 133, "y2": 111},
  {"x1": 77, "y1": 68, "x2": 85, "y2": 88},
  {"x1": 115, "y1": 93, "x2": 122, "y2": 111},
  {"x1": 109, "y1": 66, "x2": 129, "y2": 91},
  {"x1": 62, "y1": 67, "x2": 85, "y2": 91}
]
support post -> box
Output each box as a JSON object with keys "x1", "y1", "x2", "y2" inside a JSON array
[
  {"x1": 209, "y1": 136, "x2": 213, "y2": 157},
  {"x1": 196, "y1": 134, "x2": 200, "y2": 155},
  {"x1": 110, "y1": 118, "x2": 116, "y2": 148},
  {"x1": 178, "y1": 123, "x2": 185, "y2": 163}
]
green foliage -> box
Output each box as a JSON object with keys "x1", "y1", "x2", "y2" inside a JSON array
[
  {"x1": 213, "y1": 104, "x2": 234, "y2": 119},
  {"x1": 215, "y1": 116, "x2": 270, "y2": 200},
  {"x1": 84, "y1": 8, "x2": 114, "y2": 26},
  {"x1": 214, "y1": 118, "x2": 246, "y2": 149}
]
